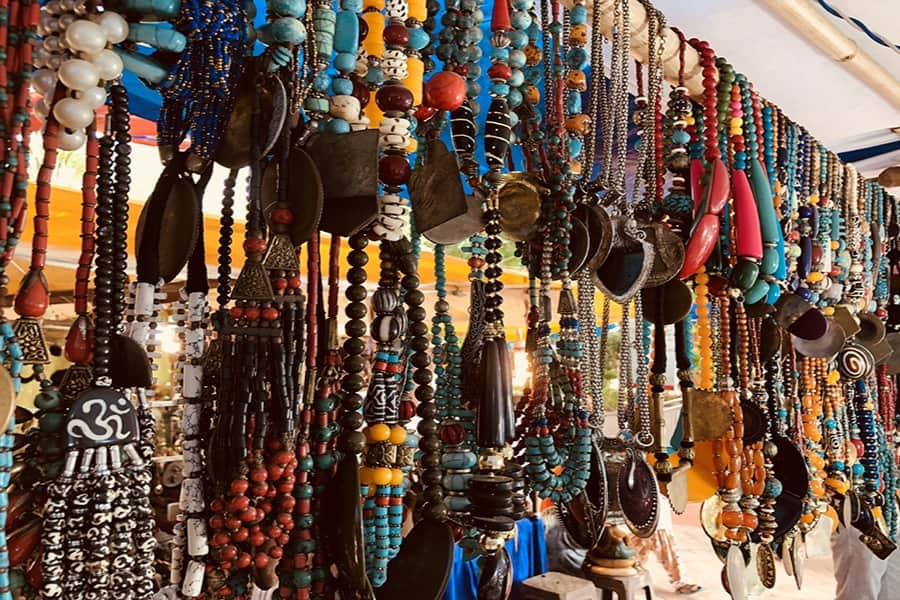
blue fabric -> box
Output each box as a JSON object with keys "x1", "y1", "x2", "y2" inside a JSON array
[{"x1": 444, "y1": 517, "x2": 548, "y2": 600}]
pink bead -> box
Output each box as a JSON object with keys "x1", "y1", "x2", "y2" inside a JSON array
[{"x1": 733, "y1": 169, "x2": 763, "y2": 260}]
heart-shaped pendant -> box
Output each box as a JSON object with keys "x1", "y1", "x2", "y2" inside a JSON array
[{"x1": 590, "y1": 218, "x2": 655, "y2": 303}]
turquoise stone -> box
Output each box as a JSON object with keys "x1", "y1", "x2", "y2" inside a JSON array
[
  {"x1": 566, "y1": 47, "x2": 588, "y2": 69},
  {"x1": 508, "y1": 29, "x2": 528, "y2": 49},
  {"x1": 441, "y1": 451, "x2": 477, "y2": 469},
  {"x1": 508, "y1": 88, "x2": 522, "y2": 108},
  {"x1": 333, "y1": 51, "x2": 356, "y2": 73},
  {"x1": 408, "y1": 26, "x2": 430, "y2": 51},
  {"x1": 567, "y1": 92, "x2": 582, "y2": 114},
  {"x1": 761, "y1": 246, "x2": 779, "y2": 274},
  {"x1": 511, "y1": 10, "x2": 532, "y2": 29},
  {"x1": 121, "y1": 0, "x2": 180, "y2": 19},
  {"x1": 508, "y1": 69, "x2": 524, "y2": 87},
  {"x1": 489, "y1": 47, "x2": 509, "y2": 61},
  {"x1": 272, "y1": 0, "x2": 307, "y2": 18},
  {"x1": 334, "y1": 10, "x2": 359, "y2": 53},
  {"x1": 508, "y1": 49, "x2": 526, "y2": 69},
  {"x1": 333, "y1": 77, "x2": 353, "y2": 95},
  {"x1": 673, "y1": 129, "x2": 691, "y2": 145},
  {"x1": 127, "y1": 23, "x2": 187, "y2": 53},
  {"x1": 271, "y1": 16, "x2": 307, "y2": 44},
  {"x1": 571, "y1": 4, "x2": 588, "y2": 24},
  {"x1": 341, "y1": 0, "x2": 363, "y2": 9},
  {"x1": 490, "y1": 83, "x2": 510, "y2": 97},
  {"x1": 305, "y1": 96, "x2": 330, "y2": 113},
  {"x1": 766, "y1": 283, "x2": 782, "y2": 304},
  {"x1": 442, "y1": 473, "x2": 471, "y2": 491},
  {"x1": 115, "y1": 49, "x2": 168, "y2": 85},
  {"x1": 512, "y1": 0, "x2": 534, "y2": 9}
]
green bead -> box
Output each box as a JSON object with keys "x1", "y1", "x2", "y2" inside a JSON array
[
  {"x1": 39, "y1": 411, "x2": 65, "y2": 433},
  {"x1": 34, "y1": 390, "x2": 61, "y2": 410},
  {"x1": 729, "y1": 259, "x2": 759, "y2": 292}
]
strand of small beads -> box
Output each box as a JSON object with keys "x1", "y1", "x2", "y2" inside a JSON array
[{"x1": 661, "y1": 28, "x2": 693, "y2": 239}]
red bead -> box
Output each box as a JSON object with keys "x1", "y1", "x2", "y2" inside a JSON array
[
  {"x1": 14, "y1": 269, "x2": 49, "y2": 318},
  {"x1": 383, "y1": 22, "x2": 409, "y2": 46},
  {"x1": 379, "y1": 154, "x2": 411, "y2": 185},
  {"x1": 679, "y1": 213, "x2": 720, "y2": 279},
  {"x1": 414, "y1": 105, "x2": 437, "y2": 122},
  {"x1": 424, "y1": 71, "x2": 467, "y2": 111},
  {"x1": 211, "y1": 499, "x2": 225, "y2": 512},
  {"x1": 262, "y1": 307, "x2": 280, "y2": 321},
  {"x1": 255, "y1": 553, "x2": 270, "y2": 569},
  {"x1": 240, "y1": 507, "x2": 258, "y2": 523},
  {"x1": 212, "y1": 532, "x2": 230, "y2": 547},
  {"x1": 243, "y1": 237, "x2": 267, "y2": 254},
  {"x1": 209, "y1": 515, "x2": 225, "y2": 529},
  {"x1": 225, "y1": 517, "x2": 242, "y2": 531},
  {"x1": 250, "y1": 467, "x2": 268, "y2": 483},
  {"x1": 274, "y1": 277, "x2": 288, "y2": 290},
  {"x1": 352, "y1": 78, "x2": 370, "y2": 108},
  {"x1": 230, "y1": 307, "x2": 244, "y2": 320},
  {"x1": 220, "y1": 545, "x2": 238, "y2": 561},
  {"x1": 244, "y1": 307, "x2": 261, "y2": 322},
  {"x1": 375, "y1": 84, "x2": 414, "y2": 113},
  {"x1": 268, "y1": 465, "x2": 285, "y2": 480},
  {"x1": 440, "y1": 423, "x2": 465, "y2": 445},
  {"x1": 250, "y1": 531, "x2": 266, "y2": 547},
  {"x1": 487, "y1": 63, "x2": 512, "y2": 82},
  {"x1": 233, "y1": 527, "x2": 249, "y2": 543},
  {"x1": 271, "y1": 208, "x2": 294, "y2": 225},
  {"x1": 399, "y1": 399, "x2": 416, "y2": 420},
  {"x1": 230, "y1": 479, "x2": 249, "y2": 495},
  {"x1": 236, "y1": 553, "x2": 252, "y2": 569},
  {"x1": 64, "y1": 316, "x2": 93, "y2": 363},
  {"x1": 269, "y1": 546, "x2": 284, "y2": 560}
]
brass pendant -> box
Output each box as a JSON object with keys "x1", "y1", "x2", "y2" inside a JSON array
[
  {"x1": 687, "y1": 389, "x2": 734, "y2": 441},
  {"x1": 757, "y1": 543, "x2": 776, "y2": 589},
  {"x1": 617, "y1": 449, "x2": 659, "y2": 538},
  {"x1": 263, "y1": 233, "x2": 301, "y2": 273},
  {"x1": 409, "y1": 139, "x2": 469, "y2": 239},
  {"x1": 215, "y1": 66, "x2": 287, "y2": 169},
  {"x1": 590, "y1": 217, "x2": 655, "y2": 303},
  {"x1": 307, "y1": 130, "x2": 380, "y2": 236},
  {"x1": 12, "y1": 317, "x2": 50, "y2": 364},
  {"x1": 496, "y1": 172, "x2": 542, "y2": 242}
]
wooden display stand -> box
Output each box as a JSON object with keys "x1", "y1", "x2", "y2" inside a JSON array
[{"x1": 582, "y1": 567, "x2": 655, "y2": 600}]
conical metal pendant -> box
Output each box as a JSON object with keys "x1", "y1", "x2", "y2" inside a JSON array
[
  {"x1": 590, "y1": 218, "x2": 655, "y2": 303},
  {"x1": 263, "y1": 233, "x2": 300, "y2": 272},
  {"x1": 231, "y1": 262, "x2": 274, "y2": 302},
  {"x1": 59, "y1": 364, "x2": 93, "y2": 402},
  {"x1": 13, "y1": 317, "x2": 49, "y2": 364}
]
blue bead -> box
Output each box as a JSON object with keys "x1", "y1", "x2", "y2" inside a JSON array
[
  {"x1": 313, "y1": 71, "x2": 331, "y2": 92},
  {"x1": 334, "y1": 51, "x2": 357, "y2": 73},
  {"x1": 508, "y1": 88, "x2": 523, "y2": 108},
  {"x1": 490, "y1": 83, "x2": 511, "y2": 97},
  {"x1": 326, "y1": 118, "x2": 351, "y2": 134},
  {"x1": 833, "y1": 460, "x2": 845, "y2": 471},
  {"x1": 508, "y1": 29, "x2": 528, "y2": 49},
  {"x1": 334, "y1": 11, "x2": 359, "y2": 53},
  {"x1": 508, "y1": 49, "x2": 526, "y2": 69},
  {"x1": 489, "y1": 47, "x2": 509, "y2": 61},
  {"x1": 333, "y1": 77, "x2": 353, "y2": 95},
  {"x1": 511, "y1": 10, "x2": 532, "y2": 29},
  {"x1": 571, "y1": 5, "x2": 588, "y2": 24},
  {"x1": 272, "y1": 0, "x2": 307, "y2": 17},
  {"x1": 408, "y1": 26, "x2": 430, "y2": 50},
  {"x1": 673, "y1": 129, "x2": 690, "y2": 145},
  {"x1": 341, "y1": 0, "x2": 363, "y2": 10},
  {"x1": 566, "y1": 47, "x2": 588, "y2": 69}
]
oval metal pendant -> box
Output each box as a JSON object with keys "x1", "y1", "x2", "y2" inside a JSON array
[
  {"x1": 591, "y1": 218, "x2": 655, "y2": 303},
  {"x1": 726, "y1": 544, "x2": 747, "y2": 600},
  {"x1": 262, "y1": 147, "x2": 324, "y2": 245},
  {"x1": 641, "y1": 222, "x2": 685, "y2": 287},
  {"x1": 559, "y1": 216, "x2": 591, "y2": 279},
  {"x1": 617, "y1": 449, "x2": 659, "y2": 538},
  {"x1": 135, "y1": 169, "x2": 200, "y2": 283},
  {"x1": 582, "y1": 441, "x2": 609, "y2": 541},
  {"x1": 215, "y1": 69, "x2": 287, "y2": 169},
  {"x1": 756, "y1": 543, "x2": 776, "y2": 589},
  {"x1": 575, "y1": 204, "x2": 613, "y2": 270},
  {"x1": 497, "y1": 172, "x2": 543, "y2": 242}
]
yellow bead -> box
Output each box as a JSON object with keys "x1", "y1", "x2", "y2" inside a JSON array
[
  {"x1": 827, "y1": 370, "x2": 840, "y2": 385},
  {"x1": 685, "y1": 114, "x2": 695, "y2": 125},
  {"x1": 406, "y1": 137, "x2": 418, "y2": 153},
  {"x1": 831, "y1": 240, "x2": 839, "y2": 250},
  {"x1": 404, "y1": 55, "x2": 424, "y2": 106},
  {"x1": 359, "y1": 467, "x2": 375, "y2": 486},
  {"x1": 390, "y1": 468, "x2": 404, "y2": 486},
  {"x1": 809, "y1": 194, "x2": 819, "y2": 205},
  {"x1": 373, "y1": 467, "x2": 393, "y2": 486},
  {"x1": 366, "y1": 423, "x2": 391, "y2": 443},
  {"x1": 362, "y1": 12, "x2": 385, "y2": 57},
  {"x1": 364, "y1": 90, "x2": 382, "y2": 130},
  {"x1": 363, "y1": 0, "x2": 385, "y2": 8},
  {"x1": 825, "y1": 477, "x2": 849, "y2": 494},
  {"x1": 730, "y1": 117, "x2": 743, "y2": 128},
  {"x1": 389, "y1": 425, "x2": 407, "y2": 445},
  {"x1": 807, "y1": 271, "x2": 824, "y2": 283},
  {"x1": 823, "y1": 306, "x2": 835, "y2": 316},
  {"x1": 407, "y1": 0, "x2": 426, "y2": 21}
]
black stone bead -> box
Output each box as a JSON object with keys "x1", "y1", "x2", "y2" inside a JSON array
[
  {"x1": 342, "y1": 373, "x2": 365, "y2": 392},
  {"x1": 410, "y1": 351, "x2": 430, "y2": 368},
  {"x1": 409, "y1": 337, "x2": 429, "y2": 352},
  {"x1": 343, "y1": 354, "x2": 366, "y2": 373},
  {"x1": 407, "y1": 307, "x2": 426, "y2": 322},
  {"x1": 342, "y1": 411, "x2": 364, "y2": 430},
  {"x1": 345, "y1": 318, "x2": 367, "y2": 338},
  {"x1": 404, "y1": 289, "x2": 424, "y2": 306},
  {"x1": 414, "y1": 386, "x2": 434, "y2": 402},
  {"x1": 347, "y1": 249, "x2": 369, "y2": 267},
  {"x1": 345, "y1": 302, "x2": 367, "y2": 320},
  {"x1": 343, "y1": 336, "x2": 366, "y2": 356},
  {"x1": 347, "y1": 267, "x2": 368, "y2": 286}
]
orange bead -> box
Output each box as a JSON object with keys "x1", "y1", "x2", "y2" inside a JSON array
[
  {"x1": 722, "y1": 510, "x2": 743, "y2": 528},
  {"x1": 742, "y1": 512, "x2": 759, "y2": 530}
]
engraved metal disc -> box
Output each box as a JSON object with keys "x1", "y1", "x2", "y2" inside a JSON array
[
  {"x1": 688, "y1": 389, "x2": 734, "y2": 441},
  {"x1": 641, "y1": 222, "x2": 685, "y2": 287},
  {"x1": 757, "y1": 543, "x2": 776, "y2": 589},
  {"x1": 641, "y1": 279, "x2": 693, "y2": 325},
  {"x1": 497, "y1": 172, "x2": 542, "y2": 242}
]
